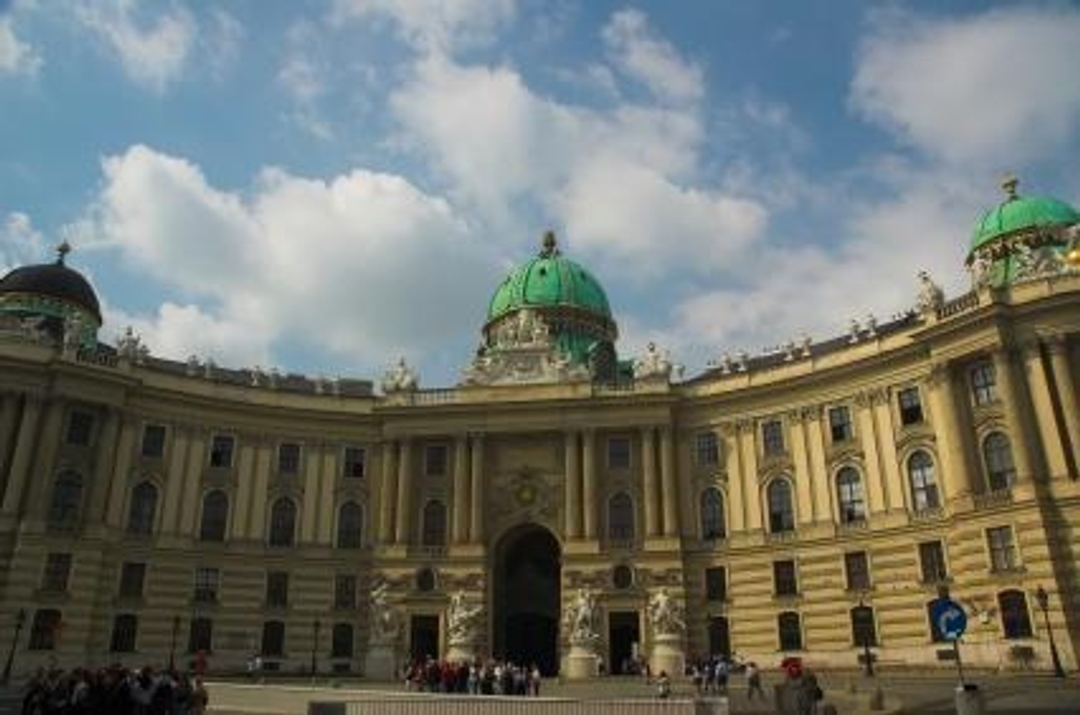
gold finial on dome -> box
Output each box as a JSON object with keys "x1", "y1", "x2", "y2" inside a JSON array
[
  {"x1": 540, "y1": 230, "x2": 559, "y2": 257},
  {"x1": 1001, "y1": 174, "x2": 1019, "y2": 200},
  {"x1": 55, "y1": 240, "x2": 72, "y2": 265}
]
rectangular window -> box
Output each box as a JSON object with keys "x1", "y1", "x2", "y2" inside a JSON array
[
  {"x1": 828, "y1": 406, "x2": 854, "y2": 443},
  {"x1": 41, "y1": 553, "x2": 72, "y2": 593},
  {"x1": 109, "y1": 614, "x2": 138, "y2": 653},
  {"x1": 773, "y1": 559, "x2": 798, "y2": 597},
  {"x1": 193, "y1": 567, "x2": 219, "y2": 603},
  {"x1": 844, "y1": 551, "x2": 871, "y2": 591},
  {"x1": 65, "y1": 411, "x2": 94, "y2": 446},
  {"x1": 334, "y1": 574, "x2": 357, "y2": 610},
  {"x1": 188, "y1": 617, "x2": 213, "y2": 653},
  {"x1": 762, "y1": 420, "x2": 785, "y2": 457},
  {"x1": 987, "y1": 526, "x2": 1017, "y2": 572},
  {"x1": 695, "y1": 432, "x2": 719, "y2": 467},
  {"x1": 705, "y1": 567, "x2": 727, "y2": 602},
  {"x1": 29, "y1": 610, "x2": 61, "y2": 651},
  {"x1": 141, "y1": 424, "x2": 167, "y2": 458},
  {"x1": 918, "y1": 541, "x2": 948, "y2": 583},
  {"x1": 851, "y1": 606, "x2": 877, "y2": 647},
  {"x1": 209, "y1": 435, "x2": 235, "y2": 469},
  {"x1": 971, "y1": 363, "x2": 997, "y2": 406},
  {"x1": 424, "y1": 444, "x2": 448, "y2": 476},
  {"x1": 607, "y1": 436, "x2": 631, "y2": 470},
  {"x1": 266, "y1": 571, "x2": 289, "y2": 608},
  {"x1": 342, "y1": 447, "x2": 366, "y2": 479},
  {"x1": 332, "y1": 623, "x2": 354, "y2": 658},
  {"x1": 118, "y1": 562, "x2": 146, "y2": 599},
  {"x1": 277, "y1": 443, "x2": 301, "y2": 474},
  {"x1": 897, "y1": 387, "x2": 924, "y2": 425}
]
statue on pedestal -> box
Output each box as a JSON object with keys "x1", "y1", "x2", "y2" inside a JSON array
[
  {"x1": 368, "y1": 580, "x2": 400, "y2": 646},
  {"x1": 381, "y1": 357, "x2": 419, "y2": 394},
  {"x1": 647, "y1": 587, "x2": 685, "y2": 637},
  {"x1": 446, "y1": 591, "x2": 483, "y2": 646}
]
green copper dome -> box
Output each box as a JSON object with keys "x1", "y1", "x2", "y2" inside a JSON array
[{"x1": 971, "y1": 177, "x2": 1079, "y2": 251}]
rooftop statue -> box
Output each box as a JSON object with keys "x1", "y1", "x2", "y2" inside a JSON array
[
  {"x1": 634, "y1": 341, "x2": 679, "y2": 381},
  {"x1": 915, "y1": 270, "x2": 945, "y2": 315},
  {"x1": 381, "y1": 356, "x2": 419, "y2": 394}
]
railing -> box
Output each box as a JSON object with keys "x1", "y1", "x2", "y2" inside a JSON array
[
  {"x1": 936, "y1": 291, "x2": 980, "y2": 319},
  {"x1": 974, "y1": 488, "x2": 1014, "y2": 510},
  {"x1": 394, "y1": 389, "x2": 461, "y2": 406},
  {"x1": 910, "y1": 506, "x2": 945, "y2": 523},
  {"x1": 765, "y1": 529, "x2": 798, "y2": 544},
  {"x1": 838, "y1": 518, "x2": 870, "y2": 534}
]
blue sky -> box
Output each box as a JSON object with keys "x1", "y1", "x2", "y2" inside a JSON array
[{"x1": 2, "y1": 1, "x2": 1079, "y2": 387}]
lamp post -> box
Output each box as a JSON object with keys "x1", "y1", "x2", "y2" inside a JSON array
[
  {"x1": 1034, "y1": 585, "x2": 1066, "y2": 678},
  {"x1": 310, "y1": 619, "x2": 321, "y2": 682},
  {"x1": 168, "y1": 615, "x2": 180, "y2": 671},
  {"x1": 1, "y1": 609, "x2": 27, "y2": 685}
]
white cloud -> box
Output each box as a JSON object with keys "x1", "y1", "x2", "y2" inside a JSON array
[
  {"x1": 331, "y1": 0, "x2": 515, "y2": 54},
  {"x1": 1, "y1": 212, "x2": 47, "y2": 273},
  {"x1": 601, "y1": 8, "x2": 703, "y2": 105},
  {"x1": 851, "y1": 6, "x2": 1080, "y2": 164},
  {"x1": 0, "y1": 14, "x2": 42, "y2": 76},
  {"x1": 277, "y1": 21, "x2": 334, "y2": 140}
]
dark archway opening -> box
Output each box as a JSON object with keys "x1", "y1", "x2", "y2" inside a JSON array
[
  {"x1": 608, "y1": 611, "x2": 641, "y2": 674},
  {"x1": 494, "y1": 524, "x2": 561, "y2": 675}
]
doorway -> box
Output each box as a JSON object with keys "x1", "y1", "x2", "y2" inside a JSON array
[
  {"x1": 708, "y1": 616, "x2": 731, "y2": 659},
  {"x1": 608, "y1": 611, "x2": 640, "y2": 674},
  {"x1": 409, "y1": 614, "x2": 440, "y2": 663},
  {"x1": 493, "y1": 524, "x2": 561, "y2": 675}
]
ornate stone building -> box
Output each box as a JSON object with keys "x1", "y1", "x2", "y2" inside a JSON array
[{"x1": 1, "y1": 181, "x2": 1079, "y2": 678}]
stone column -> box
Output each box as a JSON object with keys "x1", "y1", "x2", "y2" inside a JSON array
[
  {"x1": 1, "y1": 395, "x2": 42, "y2": 516},
  {"x1": 854, "y1": 394, "x2": 886, "y2": 514},
  {"x1": 788, "y1": 412, "x2": 815, "y2": 524},
  {"x1": 317, "y1": 445, "x2": 338, "y2": 544},
  {"x1": 25, "y1": 400, "x2": 66, "y2": 518},
  {"x1": 993, "y1": 348, "x2": 1036, "y2": 484},
  {"x1": 564, "y1": 431, "x2": 582, "y2": 539},
  {"x1": 231, "y1": 441, "x2": 256, "y2": 539},
  {"x1": 642, "y1": 427, "x2": 660, "y2": 538},
  {"x1": 720, "y1": 425, "x2": 745, "y2": 533},
  {"x1": 469, "y1": 434, "x2": 484, "y2": 544},
  {"x1": 377, "y1": 440, "x2": 397, "y2": 544},
  {"x1": 1020, "y1": 342, "x2": 1069, "y2": 480},
  {"x1": 660, "y1": 426, "x2": 679, "y2": 537},
  {"x1": 1046, "y1": 336, "x2": 1080, "y2": 477},
  {"x1": 0, "y1": 394, "x2": 21, "y2": 496},
  {"x1": 804, "y1": 408, "x2": 832, "y2": 521},
  {"x1": 452, "y1": 435, "x2": 469, "y2": 544},
  {"x1": 394, "y1": 437, "x2": 413, "y2": 544},
  {"x1": 871, "y1": 392, "x2": 905, "y2": 511},
  {"x1": 302, "y1": 441, "x2": 323, "y2": 543},
  {"x1": 105, "y1": 418, "x2": 138, "y2": 528},
  {"x1": 925, "y1": 363, "x2": 975, "y2": 502},
  {"x1": 162, "y1": 427, "x2": 191, "y2": 533},
  {"x1": 582, "y1": 429, "x2": 598, "y2": 539},
  {"x1": 178, "y1": 430, "x2": 207, "y2": 535},
  {"x1": 737, "y1": 420, "x2": 762, "y2": 530},
  {"x1": 85, "y1": 408, "x2": 121, "y2": 523}
]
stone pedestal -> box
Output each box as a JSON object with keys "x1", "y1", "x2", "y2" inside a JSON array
[
  {"x1": 565, "y1": 644, "x2": 599, "y2": 680},
  {"x1": 649, "y1": 633, "x2": 685, "y2": 679},
  {"x1": 445, "y1": 642, "x2": 475, "y2": 664},
  {"x1": 363, "y1": 644, "x2": 397, "y2": 680}
]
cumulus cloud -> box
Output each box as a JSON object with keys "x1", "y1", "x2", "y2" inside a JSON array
[
  {"x1": 851, "y1": 5, "x2": 1080, "y2": 165},
  {"x1": 0, "y1": 14, "x2": 42, "y2": 76},
  {"x1": 0, "y1": 212, "x2": 47, "y2": 273},
  {"x1": 331, "y1": 0, "x2": 515, "y2": 54},
  {"x1": 601, "y1": 8, "x2": 703, "y2": 105}
]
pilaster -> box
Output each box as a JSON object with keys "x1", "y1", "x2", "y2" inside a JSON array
[
  {"x1": 993, "y1": 347, "x2": 1037, "y2": 483},
  {"x1": 394, "y1": 437, "x2": 413, "y2": 544},
  {"x1": 719, "y1": 424, "x2": 745, "y2": 532},
  {"x1": 659, "y1": 425, "x2": 678, "y2": 537},
  {"x1": 1046, "y1": 335, "x2": 1080, "y2": 477},
  {"x1": 377, "y1": 440, "x2": 396, "y2": 544},
  {"x1": 582, "y1": 428, "x2": 598, "y2": 540},
  {"x1": 564, "y1": 431, "x2": 581, "y2": 539},
  {"x1": 469, "y1": 433, "x2": 485, "y2": 544},
  {"x1": 787, "y1": 411, "x2": 814, "y2": 525},
  {"x1": 925, "y1": 363, "x2": 974, "y2": 507},
  {"x1": 737, "y1": 419, "x2": 762, "y2": 530},
  {"x1": 1020, "y1": 341, "x2": 1069, "y2": 480},
  {"x1": 1, "y1": 395, "x2": 41, "y2": 517},
  {"x1": 642, "y1": 427, "x2": 660, "y2": 538},
  {"x1": 452, "y1": 434, "x2": 469, "y2": 544},
  {"x1": 85, "y1": 407, "x2": 121, "y2": 523},
  {"x1": 104, "y1": 417, "x2": 137, "y2": 528}
]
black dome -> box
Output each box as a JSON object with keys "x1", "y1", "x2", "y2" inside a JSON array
[{"x1": 0, "y1": 261, "x2": 102, "y2": 322}]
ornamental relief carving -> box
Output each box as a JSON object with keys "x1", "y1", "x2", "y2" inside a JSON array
[
  {"x1": 488, "y1": 466, "x2": 559, "y2": 531},
  {"x1": 825, "y1": 443, "x2": 864, "y2": 465},
  {"x1": 757, "y1": 453, "x2": 794, "y2": 477}
]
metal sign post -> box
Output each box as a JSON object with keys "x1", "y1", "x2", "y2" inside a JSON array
[{"x1": 931, "y1": 597, "x2": 969, "y2": 686}]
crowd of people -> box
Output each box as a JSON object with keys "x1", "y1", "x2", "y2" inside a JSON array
[
  {"x1": 19, "y1": 665, "x2": 208, "y2": 715},
  {"x1": 403, "y1": 658, "x2": 543, "y2": 696},
  {"x1": 686, "y1": 655, "x2": 765, "y2": 699}
]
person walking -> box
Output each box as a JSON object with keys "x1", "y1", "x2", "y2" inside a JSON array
[
  {"x1": 656, "y1": 670, "x2": 672, "y2": 699},
  {"x1": 745, "y1": 661, "x2": 765, "y2": 701}
]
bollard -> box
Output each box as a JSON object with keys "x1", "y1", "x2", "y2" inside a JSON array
[{"x1": 954, "y1": 683, "x2": 986, "y2": 715}]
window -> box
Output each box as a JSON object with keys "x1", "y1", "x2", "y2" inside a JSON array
[
  {"x1": 608, "y1": 492, "x2": 634, "y2": 542},
  {"x1": 269, "y1": 498, "x2": 296, "y2": 547},
  {"x1": 424, "y1": 444, "x2": 448, "y2": 476},
  {"x1": 193, "y1": 567, "x2": 219, "y2": 604},
  {"x1": 767, "y1": 479, "x2": 795, "y2": 533},
  {"x1": 277, "y1": 443, "x2": 301, "y2": 474},
  {"x1": 188, "y1": 617, "x2": 213, "y2": 653},
  {"x1": 705, "y1": 567, "x2": 727, "y2": 602},
  {"x1": 342, "y1": 447, "x2": 366, "y2": 479},
  {"x1": 971, "y1": 363, "x2": 997, "y2": 406},
  {"x1": 762, "y1": 420, "x2": 785, "y2": 457},
  {"x1": 199, "y1": 491, "x2": 229, "y2": 542},
  {"x1": 851, "y1": 605, "x2": 877, "y2": 646},
  {"x1": 845, "y1": 551, "x2": 870, "y2": 591},
  {"x1": 118, "y1": 562, "x2": 146, "y2": 599},
  {"x1": 416, "y1": 568, "x2": 436, "y2": 592},
  {"x1": 908, "y1": 451, "x2": 940, "y2": 512},
  {"x1": 773, "y1": 560, "x2": 798, "y2": 597},
  {"x1": 421, "y1": 500, "x2": 446, "y2": 546},
  {"x1": 777, "y1": 612, "x2": 802, "y2": 651},
  {"x1": 987, "y1": 526, "x2": 1017, "y2": 572},
  {"x1": 918, "y1": 541, "x2": 948, "y2": 583},
  {"x1": 898, "y1": 387, "x2": 924, "y2": 425},
  {"x1": 983, "y1": 432, "x2": 1016, "y2": 491},
  {"x1": 209, "y1": 435, "x2": 235, "y2": 468},
  {"x1": 829, "y1": 406, "x2": 853, "y2": 443},
  {"x1": 336, "y1": 502, "x2": 363, "y2": 549},
  {"x1": 332, "y1": 623, "x2": 354, "y2": 658},
  {"x1": 837, "y1": 467, "x2": 866, "y2": 523},
  {"x1": 110, "y1": 614, "x2": 138, "y2": 653},
  {"x1": 28, "y1": 609, "x2": 62, "y2": 650},
  {"x1": 700, "y1": 488, "x2": 726, "y2": 540},
  {"x1": 141, "y1": 425, "x2": 166, "y2": 458},
  {"x1": 47, "y1": 470, "x2": 82, "y2": 530},
  {"x1": 261, "y1": 620, "x2": 285, "y2": 656},
  {"x1": 695, "y1": 432, "x2": 719, "y2": 467},
  {"x1": 607, "y1": 436, "x2": 631, "y2": 470},
  {"x1": 334, "y1": 575, "x2": 356, "y2": 610},
  {"x1": 998, "y1": 590, "x2": 1033, "y2": 639},
  {"x1": 65, "y1": 411, "x2": 94, "y2": 446},
  {"x1": 126, "y1": 482, "x2": 158, "y2": 535},
  {"x1": 41, "y1": 553, "x2": 72, "y2": 593},
  {"x1": 927, "y1": 602, "x2": 947, "y2": 643},
  {"x1": 612, "y1": 565, "x2": 633, "y2": 590},
  {"x1": 266, "y1": 572, "x2": 289, "y2": 608}
]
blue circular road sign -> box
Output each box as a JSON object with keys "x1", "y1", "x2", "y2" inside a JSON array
[{"x1": 930, "y1": 598, "x2": 967, "y2": 641}]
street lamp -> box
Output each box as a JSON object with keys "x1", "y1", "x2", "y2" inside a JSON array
[
  {"x1": 1034, "y1": 586, "x2": 1066, "y2": 678},
  {"x1": 1, "y1": 609, "x2": 27, "y2": 685},
  {"x1": 310, "y1": 619, "x2": 321, "y2": 681},
  {"x1": 168, "y1": 615, "x2": 180, "y2": 671}
]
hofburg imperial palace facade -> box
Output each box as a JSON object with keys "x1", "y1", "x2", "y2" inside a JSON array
[{"x1": 1, "y1": 178, "x2": 1079, "y2": 678}]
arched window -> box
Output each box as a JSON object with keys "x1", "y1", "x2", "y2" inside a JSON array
[
  {"x1": 608, "y1": 492, "x2": 634, "y2": 542},
  {"x1": 199, "y1": 491, "x2": 229, "y2": 542},
  {"x1": 700, "y1": 487, "x2": 726, "y2": 540},
  {"x1": 983, "y1": 432, "x2": 1016, "y2": 491},
  {"x1": 261, "y1": 620, "x2": 285, "y2": 656},
  {"x1": 908, "y1": 451, "x2": 940, "y2": 512},
  {"x1": 47, "y1": 471, "x2": 82, "y2": 530},
  {"x1": 850, "y1": 605, "x2": 877, "y2": 646},
  {"x1": 998, "y1": 590, "x2": 1033, "y2": 639},
  {"x1": 767, "y1": 479, "x2": 795, "y2": 533},
  {"x1": 332, "y1": 623, "x2": 354, "y2": 658},
  {"x1": 836, "y1": 467, "x2": 866, "y2": 523},
  {"x1": 268, "y1": 498, "x2": 296, "y2": 547},
  {"x1": 777, "y1": 611, "x2": 802, "y2": 651},
  {"x1": 126, "y1": 481, "x2": 158, "y2": 535},
  {"x1": 421, "y1": 500, "x2": 446, "y2": 547},
  {"x1": 337, "y1": 502, "x2": 363, "y2": 549}
]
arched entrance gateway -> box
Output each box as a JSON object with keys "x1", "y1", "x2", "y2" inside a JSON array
[{"x1": 493, "y1": 524, "x2": 561, "y2": 675}]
